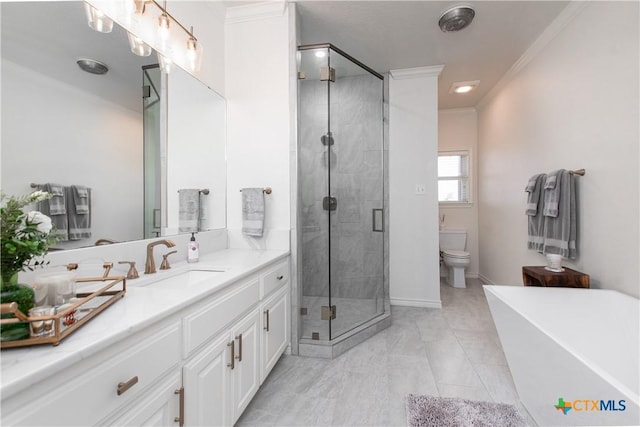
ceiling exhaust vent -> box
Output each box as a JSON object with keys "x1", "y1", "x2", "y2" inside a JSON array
[
  {"x1": 77, "y1": 58, "x2": 109, "y2": 75},
  {"x1": 439, "y1": 6, "x2": 475, "y2": 32}
]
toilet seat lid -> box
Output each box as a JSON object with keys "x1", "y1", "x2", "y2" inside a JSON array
[{"x1": 443, "y1": 249, "x2": 470, "y2": 258}]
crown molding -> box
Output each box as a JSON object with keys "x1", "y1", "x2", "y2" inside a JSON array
[
  {"x1": 226, "y1": 1, "x2": 287, "y2": 25},
  {"x1": 477, "y1": 1, "x2": 588, "y2": 110},
  {"x1": 390, "y1": 65, "x2": 444, "y2": 80}
]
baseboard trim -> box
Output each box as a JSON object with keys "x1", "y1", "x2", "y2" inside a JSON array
[
  {"x1": 390, "y1": 298, "x2": 442, "y2": 309},
  {"x1": 478, "y1": 274, "x2": 498, "y2": 286}
]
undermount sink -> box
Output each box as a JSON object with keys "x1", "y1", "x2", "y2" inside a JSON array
[{"x1": 134, "y1": 269, "x2": 226, "y2": 288}]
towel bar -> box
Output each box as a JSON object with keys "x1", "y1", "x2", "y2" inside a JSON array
[{"x1": 240, "y1": 187, "x2": 272, "y2": 194}]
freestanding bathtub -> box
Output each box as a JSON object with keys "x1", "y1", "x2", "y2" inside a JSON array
[{"x1": 484, "y1": 285, "x2": 639, "y2": 426}]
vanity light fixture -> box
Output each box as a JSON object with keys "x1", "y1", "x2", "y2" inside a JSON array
[
  {"x1": 449, "y1": 80, "x2": 480, "y2": 94},
  {"x1": 127, "y1": 32, "x2": 152, "y2": 57},
  {"x1": 84, "y1": 0, "x2": 204, "y2": 73},
  {"x1": 84, "y1": 2, "x2": 113, "y2": 33}
]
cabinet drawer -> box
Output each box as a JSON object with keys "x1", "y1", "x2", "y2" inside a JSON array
[
  {"x1": 261, "y1": 260, "x2": 289, "y2": 298},
  {"x1": 183, "y1": 278, "x2": 260, "y2": 357},
  {"x1": 5, "y1": 322, "x2": 181, "y2": 426}
]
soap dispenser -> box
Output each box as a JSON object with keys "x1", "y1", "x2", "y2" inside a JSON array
[{"x1": 187, "y1": 232, "x2": 199, "y2": 263}]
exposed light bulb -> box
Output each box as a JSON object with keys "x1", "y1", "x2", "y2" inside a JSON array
[
  {"x1": 157, "y1": 52, "x2": 173, "y2": 74},
  {"x1": 84, "y1": 3, "x2": 114, "y2": 33},
  {"x1": 158, "y1": 13, "x2": 171, "y2": 47},
  {"x1": 127, "y1": 32, "x2": 152, "y2": 57}
]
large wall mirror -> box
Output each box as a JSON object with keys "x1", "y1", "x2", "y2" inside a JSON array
[{"x1": 1, "y1": 1, "x2": 226, "y2": 250}]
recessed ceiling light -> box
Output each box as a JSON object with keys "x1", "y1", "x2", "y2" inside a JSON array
[{"x1": 450, "y1": 80, "x2": 479, "y2": 94}]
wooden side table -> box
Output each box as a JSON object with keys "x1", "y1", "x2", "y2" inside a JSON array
[{"x1": 522, "y1": 266, "x2": 590, "y2": 288}]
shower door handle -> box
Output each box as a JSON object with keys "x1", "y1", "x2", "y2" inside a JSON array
[{"x1": 372, "y1": 209, "x2": 384, "y2": 232}]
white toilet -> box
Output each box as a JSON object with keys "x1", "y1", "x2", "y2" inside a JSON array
[{"x1": 439, "y1": 228, "x2": 471, "y2": 288}]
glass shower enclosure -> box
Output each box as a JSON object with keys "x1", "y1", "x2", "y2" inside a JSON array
[{"x1": 298, "y1": 44, "x2": 386, "y2": 345}]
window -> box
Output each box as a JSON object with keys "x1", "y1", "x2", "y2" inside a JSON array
[{"x1": 438, "y1": 151, "x2": 470, "y2": 203}]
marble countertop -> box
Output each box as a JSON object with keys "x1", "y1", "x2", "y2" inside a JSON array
[{"x1": 0, "y1": 248, "x2": 289, "y2": 398}]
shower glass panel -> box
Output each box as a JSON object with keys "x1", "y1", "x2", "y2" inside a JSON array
[
  {"x1": 299, "y1": 45, "x2": 384, "y2": 342},
  {"x1": 143, "y1": 65, "x2": 162, "y2": 239}
]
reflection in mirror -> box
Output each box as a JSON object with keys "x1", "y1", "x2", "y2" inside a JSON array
[{"x1": 1, "y1": 1, "x2": 226, "y2": 250}]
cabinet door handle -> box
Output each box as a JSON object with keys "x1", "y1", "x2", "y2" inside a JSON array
[
  {"x1": 117, "y1": 376, "x2": 139, "y2": 395},
  {"x1": 227, "y1": 340, "x2": 235, "y2": 370},
  {"x1": 174, "y1": 386, "x2": 184, "y2": 427},
  {"x1": 276, "y1": 274, "x2": 284, "y2": 280},
  {"x1": 264, "y1": 309, "x2": 270, "y2": 332},
  {"x1": 235, "y1": 333, "x2": 243, "y2": 362}
]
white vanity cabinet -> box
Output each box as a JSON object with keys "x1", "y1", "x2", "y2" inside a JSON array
[
  {"x1": 260, "y1": 260, "x2": 290, "y2": 382},
  {"x1": 182, "y1": 308, "x2": 261, "y2": 426},
  {"x1": 0, "y1": 253, "x2": 290, "y2": 427},
  {"x1": 105, "y1": 372, "x2": 182, "y2": 426},
  {"x1": 2, "y1": 320, "x2": 182, "y2": 427}
]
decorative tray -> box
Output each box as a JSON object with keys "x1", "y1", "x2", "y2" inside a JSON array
[{"x1": 0, "y1": 275, "x2": 126, "y2": 349}]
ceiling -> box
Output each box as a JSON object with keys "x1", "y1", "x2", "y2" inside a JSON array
[
  {"x1": 3, "y1": 1, "x2": 571, "y2": 112},
  {"x1": 295, "y1": 1, "x2": 570, "y2": 109}
]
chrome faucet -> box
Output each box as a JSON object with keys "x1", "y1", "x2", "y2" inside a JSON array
[{"x1": 145, "y1": 239, "x2": 176, "y2": 274}]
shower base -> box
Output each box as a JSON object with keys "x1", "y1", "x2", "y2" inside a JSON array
[{"x1": 299, "y1": 296, "x2": 391, "y2": 359}]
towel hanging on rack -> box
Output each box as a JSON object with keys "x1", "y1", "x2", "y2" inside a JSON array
[
  {"x1": 178, "y1": 189, "x2": 200, "y2": 233},
  {"x1": 241, "y1": 188, "x2": 265, "y2": 237}
]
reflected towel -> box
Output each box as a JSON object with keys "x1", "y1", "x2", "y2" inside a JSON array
[
  {"x1": 242, "y1": 188, "x2": 264, "y2": 237},
  {"x1": 66, "y1": 186, "x2": 91, "y2": 240},
  {"x1": 72, "y1": 185, "x2": 90, "y2": 214},
  {"x1": 179, "y1": 189, "x2": 199, "y2": 233},
  {"x1": 199, "y1": 191, "x2": 209, "y2": 231},
  {"x1": 38, "y1": 183, "x2": 68, "y2": 241},
  {"x1": 543, "y1": 170, "x2": 577, "y2": 259}
]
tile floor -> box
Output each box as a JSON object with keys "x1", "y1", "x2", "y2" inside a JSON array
[{"x1": 237, "y1": 278, "x2": 536, "y2": 426}]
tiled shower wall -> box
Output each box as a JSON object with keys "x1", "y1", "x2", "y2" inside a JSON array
[{"x1": 299, "y1": 74, "x2": 384, "y2": 301}]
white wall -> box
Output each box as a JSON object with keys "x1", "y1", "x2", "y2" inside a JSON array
[
  {"x1": 389, "y1": 66, "x2": 443, "y2": 308},
  {"x1": 1, "y1": 60, "x2": 143, "y2": 248},
  {"x1": 224, "y1": 2, "x2": 293, "y2": 250},
  {"x1": 477, "y1": 2, "x2": 639, "y2": 298},
  {"x1": 438, "y1": 108, "x2": 479, "y2": 277}
]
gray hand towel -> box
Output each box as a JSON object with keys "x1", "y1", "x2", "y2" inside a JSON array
[
  {"x1": 543, "y1": 170, "x2": 577, "y2": 259},
  {"x1": 543, "y1": 169, "x2": 564, "y2": 217},
  {"x1": 242, "y1": 188, "x2": 265, "y2": 237},
  {"x1": 38, "y1": 183, "x2": 68, "y2": 241},
  {"x1": 525, "y1": 174, "x2": 546, "y2": 216},
  {"x1": 179, "y1": 189, "x2": 200, "y2": 233},
  {"x1": 71, "y1": 185, "x2": 90, "y2": 214},
  {"x1": 66, "y1": 186, "x2": 91, "y2": 240},
  {"x1": 526, "y1": 174, "x2": 546, "y2": 252}
]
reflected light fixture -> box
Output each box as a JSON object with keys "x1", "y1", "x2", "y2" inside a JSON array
[
  {"x1": 157, "y1": 52, "x2": 174, "y2": 74},
  {"x1": 449, "y1": 80, "x2": 480, "y2": 94},
  {"x1": 84, "y1": 3, "x2": 113, "y2": 33},
  {"x1": 315, "y1": 50, "x2": 326, "y2": 58},
  {"x1": 127, "y1": 32, "x2": 152, "y2": 57}
]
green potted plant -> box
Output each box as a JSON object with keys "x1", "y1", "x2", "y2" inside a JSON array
[{"x1": 1, "y1": 191, "x2": 57, "y2": 341}]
